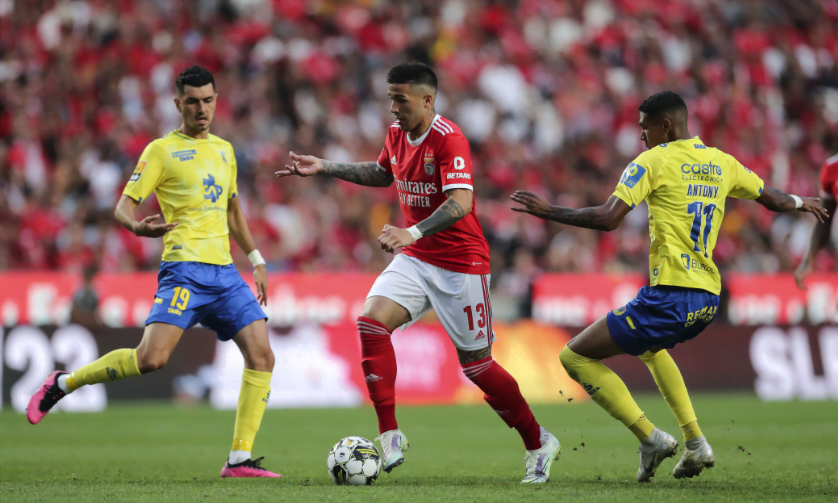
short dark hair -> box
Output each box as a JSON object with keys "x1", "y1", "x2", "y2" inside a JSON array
[
  {"x1": 176, "y1": 66, "x2": 215, "y2": 95},
  {"x1": 386, "y1": 62, "x2": 437, "y2": 91},
  {"x1": 638, "y1": 91, "x2": 688, "y2": 120}
]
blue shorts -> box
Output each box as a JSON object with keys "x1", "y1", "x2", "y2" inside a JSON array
[
  {"x1": 146, "y1": 261, "x2": 267, "y2": 341},
  {"x1": 606, "y1": 285, "x2": 719, "y2": 356}
]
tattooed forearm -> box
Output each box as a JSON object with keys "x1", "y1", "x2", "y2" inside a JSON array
[
  {"x1": 321, "y1": 161, "x2": 394, "y2": 187},
  {"x1": 545, "y1": 206, "x2": 613, "y2": 231},
  {"x1": 416, "y1": 197, "x2": 467, "y2": 236},
  {"x1": 756, "y1": 186, "x2": 796, "y2": 212}
]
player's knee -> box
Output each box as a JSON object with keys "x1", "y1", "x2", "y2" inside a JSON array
[{"x1": 245, "y1": 347, "x2": 275, "y2": 372}]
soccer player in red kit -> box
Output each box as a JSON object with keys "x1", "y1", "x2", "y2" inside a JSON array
[
  {"x1": 276, "y1": 62, "x2": 560, "y2": 483},
  {"x1": 795, "y1": 153, "x2": 838, "y2": 289}
]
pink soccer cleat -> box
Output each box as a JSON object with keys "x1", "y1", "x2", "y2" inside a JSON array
[
  {"x1": 220, "y1": 457, "x2": 283, "y2": 478},
  {"x1": 27, "y1": 371, "x2": 68, "y2": 425}
]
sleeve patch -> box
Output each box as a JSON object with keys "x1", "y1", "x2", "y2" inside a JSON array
[
  {"x1": 129, "y1": 161, "x2": 147, "y2": 182},
  {"x1": 620, "y1": 163, "x2": 647, "y2": 188}
]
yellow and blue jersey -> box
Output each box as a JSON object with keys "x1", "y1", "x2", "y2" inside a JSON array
[
  {"x1": 612, "y1": 137, "x2": 765, "y2": 295},
  {"x1": 122, "y1": 130, "x2": 238, "y2": 265}
]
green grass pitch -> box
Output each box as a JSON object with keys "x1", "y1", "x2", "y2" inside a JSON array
[{"x1": 1, "y1": 394, "x2": 836, "y2": 502}]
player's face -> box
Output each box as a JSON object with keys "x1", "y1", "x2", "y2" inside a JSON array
[
  {"x1": 175, "y1": 84, "x2": 217, "y2": 133},
  {"x1": 638, "y1": 112, "x2": 671, "y2": 149},
  {"x1": 388, "y1": 83, "x2": 432, "y2": 132}
]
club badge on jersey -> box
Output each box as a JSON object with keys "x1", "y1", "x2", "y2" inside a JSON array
[{"x1": 424, "y1": 151, "x2": 434, "y2": 176}]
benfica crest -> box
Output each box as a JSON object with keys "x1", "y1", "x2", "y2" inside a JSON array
[{"x1": 423, "y1": 151, "x2": 434, "y2": 176}]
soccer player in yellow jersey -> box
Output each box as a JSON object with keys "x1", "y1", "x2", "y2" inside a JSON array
[
  {"x1": 511, "y1": 91, "x2": 828, "y2": 482},
  {"x1": 26, "y1": 66, "x2": 282, "y2": 478}
]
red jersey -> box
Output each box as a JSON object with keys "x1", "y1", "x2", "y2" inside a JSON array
[
  {"x1": 819, "y1": 153, "x2": 838, "y2": 197},
  {"x1": 377, "y1": 115, "x2": 490, "y2": 275}
]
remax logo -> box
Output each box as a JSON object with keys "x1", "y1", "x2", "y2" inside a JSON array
[{"x1": 203, "y1": 174, "x2": 223, "y2": 203}]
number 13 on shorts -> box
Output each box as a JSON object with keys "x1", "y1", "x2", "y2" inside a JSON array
[{"x1": 463, "y1": 304, "x2": 487, "y2": 330}]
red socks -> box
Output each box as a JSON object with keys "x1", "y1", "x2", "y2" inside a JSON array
[
  {"x1": 358, "y1": 316, "x2": 398, "y2": 434},
  {"x1": 462, "y1": 356, "x2": 542, "y2": 450},
  {"x1": 358, "y1": 316, "x2": 540, "y2": 449}
]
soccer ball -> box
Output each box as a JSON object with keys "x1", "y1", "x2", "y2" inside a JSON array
[{"x1": 326, "y1": 436, "x2": 381, "y2": 485}]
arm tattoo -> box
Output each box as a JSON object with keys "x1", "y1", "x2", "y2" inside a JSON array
[
  {"x1": 757, "y1": 186, "x2": 796, "y2": 212},
  {"x1": 544, "y1": 206, "x2": 612, "y2": 231},
  {"x1": 321, "y1": 161, "x2": 394, "y2": 187},
  {"x1": 457, "y1": 346, "x2": 492, "y2": 364},
  {"x1": 416, "y1": 197, "x2": 467, "y2": 236}
]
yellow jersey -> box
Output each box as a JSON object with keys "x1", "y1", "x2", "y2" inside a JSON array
[
  {"x1": 612, "y1": 137, "x2": 764, "y2": 295},
  {"x1": 122, "y1": 130, "x2": 238, "y2": 265}
]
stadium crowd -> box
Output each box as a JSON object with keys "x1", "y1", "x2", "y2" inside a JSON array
[{"x1": 1, "y1": 0, "x2": 837, "y2": 307}]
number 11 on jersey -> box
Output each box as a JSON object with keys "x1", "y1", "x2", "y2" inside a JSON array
[{"x1": 687, "y1": 201, "x2": 717, "y2": 258}]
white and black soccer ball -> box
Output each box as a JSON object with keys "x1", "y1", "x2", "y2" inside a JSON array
[{"x1": 326, "y1": 436, "x2": 381, "y2": 485}]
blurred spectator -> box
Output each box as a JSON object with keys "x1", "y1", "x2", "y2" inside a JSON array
[
  {"x1": 70, "y1": 262, "x2": 100, "y2": 326},
  {"x1": 0, "y1": 0, "x2": 837, "y2": 287}
]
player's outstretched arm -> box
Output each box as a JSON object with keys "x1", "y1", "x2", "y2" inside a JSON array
[
  {"x1": 114, "y1": 194, "x2": 178, "y2": 238},
  {"x1": 510, "y1": 191, "x2": 632, "y2": 231},
  {"x1": 756, "y1": 186, "x2": 829, "y2": 223},
  {"x1": 276, "y1": 151, "x2": 394, "y2": 187},
  {"x1": 227, "y1": 197, "x2": 268, "y2": 306},
  {"x1": 794, "y1": 192, "x2": 836, "y2": 289},
  {"x1": 378, "y1": 189, "x2": 473, "y2": 253}
]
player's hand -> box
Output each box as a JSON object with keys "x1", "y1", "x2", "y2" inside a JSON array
[
  {"x1": 378, "y1": 224, "x2": 415, "y2": 254},
  {"x1": 133, "y1": 215, "x2": 178, "y2": 238},
  {"x1": 254, "y1": 264, "x2": 268, "y2": 306},
  {"x1": 798, "y1": 196, "x2": 829, "y2": 223},
  {"x1": 794, "y1": 259, "x2": 812, "y2": 290},
  {"x1": 275, "y1": 151, "x2": 324, "y2": 178},
  {"x1": 510, "y1": 191, "x2": 552, "y2": 219}
]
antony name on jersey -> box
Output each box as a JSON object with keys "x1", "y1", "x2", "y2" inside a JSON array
[
  {"x1": 122, "y1": 130, "x2": 238, "y2": 265},
  {"x1": 377, "y1": 115, "x2": 490, "y2": 275},
  {"x1": 613, "y1": 137, "x2": 764, "y2": 295}
]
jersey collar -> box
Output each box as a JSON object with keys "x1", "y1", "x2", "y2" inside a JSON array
[{"x1": 405, "y1": 114, "x2": 441, "y2": 147}]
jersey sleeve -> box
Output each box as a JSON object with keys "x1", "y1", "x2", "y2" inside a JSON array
[
  {"x1": 819, "y1": 160, "x2": 838, "y2": 197},
  {"x1": 728, "y1": 161, "x2": 765, "y2": 200},
  {"x1": 376, "y1": 135, "x2": 393, "y2": 174},
  {"x1": 439, "y1": 134, "x2": 474, "y2": 192},
  {"x1": 122, "y1": 142, "x2": 165, "y2": 203},
  {"x1": 612, "y1": 155, "x2": 654, "y2": 209},
  {"x1": 228, "y1": 145, "x2": 238, "y2": 199}
]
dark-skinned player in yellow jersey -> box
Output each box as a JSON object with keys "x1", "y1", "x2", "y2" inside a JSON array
[{"x1": 512, "y1": 91, "x2": 827, "y2": 482}]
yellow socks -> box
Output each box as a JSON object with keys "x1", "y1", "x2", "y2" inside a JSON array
[
  {"x1": 560, "y1": 345, "x2": 654, "y2": 442},
  {"x1": 230, "y1": 368, "x2": 272, "y2": 461},
  {"x1": 64, "y1": 348, "x2": 141, "y2": 392},
  {"x1": 640, "y1": 350, "x2": 702, "y2": 441}
]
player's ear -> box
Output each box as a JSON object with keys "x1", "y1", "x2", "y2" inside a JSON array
[{"x1": 174, "y1": 96, "x2": 181, "y2": 113}]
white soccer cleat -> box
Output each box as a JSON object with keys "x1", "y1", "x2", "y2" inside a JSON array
[
  {"x1": 673, "y1": 436, "x2": 714, "y2": 479},
  {"x1": 375, "y1": 429, "x2": 409, "y2": 473},
  {"x1": 636, "y1": 428, "x2": 678, "y2": 482},
  {"x1": 521, "y1": 427, "x2": 561, "y2": 484}
]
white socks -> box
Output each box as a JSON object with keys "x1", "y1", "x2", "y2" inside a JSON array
[
  {"x1": 228, "y1": 450, "x2": 252, "y2": 465},
  {"x1": 57, "y1": 374, "x2": 70, "y2": 393}
]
